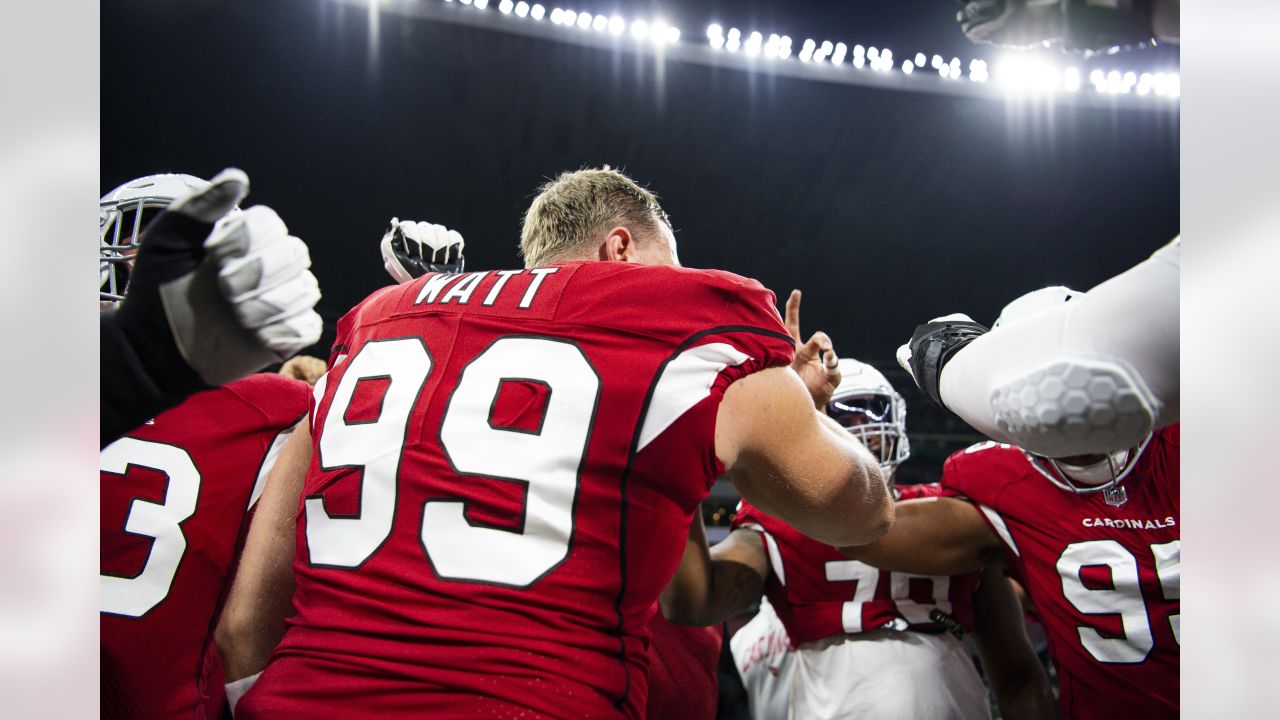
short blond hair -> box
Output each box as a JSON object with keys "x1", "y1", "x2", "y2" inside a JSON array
[{"x1": 520, "y1": 167, "x2": 671, "y2": 268}]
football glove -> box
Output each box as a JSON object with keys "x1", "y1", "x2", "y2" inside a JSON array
[
  {"x1": 380, "y1": 217, "x2": 465, "y2": 284},
  {"x1": 896, "y1": 314, "x2": 989, "y2": 410},
  {"x1": 117, "y1": 168, "x2": 323, "y2": 388}
]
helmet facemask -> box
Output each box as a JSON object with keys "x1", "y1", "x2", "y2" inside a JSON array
[
  {"x1": 1024, "y1": 433, "x2": 1153, "y2": 507},
  {"x1": 826, "y1": 390, "x2": 911, "y2": 484},
  {"x1": 100, "y1": 198, "x2": 168, "y2": 305},
  {"x1": 99, "y1": 173, "x2": 213, "y2": 307}
]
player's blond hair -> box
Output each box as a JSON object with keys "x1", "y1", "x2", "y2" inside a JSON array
[{"x1": 520, "y1": 167, "x2": 672, "y2": 268}]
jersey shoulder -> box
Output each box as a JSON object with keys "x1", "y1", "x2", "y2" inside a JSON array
[
  {"x1": 220, "y1": 373, "x2": 311, "y2": 426},
  {"x1": 564, "y1": 263, "x2": 790, "y2": 340},
  {"x1": 940, "y1": 442, "x2": 1035, "y2": 506}
]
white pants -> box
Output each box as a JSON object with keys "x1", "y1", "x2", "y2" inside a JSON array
[{"x1": 790, "y1": 628, "x2": 991, "y2": 720}]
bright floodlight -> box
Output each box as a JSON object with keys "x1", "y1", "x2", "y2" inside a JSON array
[
  {"x1": 867, "y1": 46, "x2": 878, "y2": 60},
  {"x1": 832, "y1": 42, "x2": 847, "y2": 65},
  {"x1": 475, "y1": 0, "x2": 489, "y2": 8},
  {"x1": 562, "y1": 10, "x2": 576, "y2": 26},
  {"x1": 592, "y1": 14, "x2": 607, "y2": 31},
  {"x1": 631, "y1": 19, "x2": 648, "y2": 39},
  {"x1": 609, "y1": 15, "x2": 624, "y2": 35},
  {"x1": 853, "y1": 44, "x2": 865, "y2": 57},
  {"x1": 577, "y1": 12, "x2": 592, "y2": 29},
  {"x1": 915, "y1": 52, "x2": 926, "y2": 67},
  {"x1": 853, "y1": 55, "x2": 865, "y2": 69},
  {"x1": 931, "y1": 54, "x2": 943, "y2": 69},
  {"x1": 711, "y1": 34, "x2": 725, "y2": 49},
  {"x1": 1063, "y1": 67, "x2": 1081, "y2": 92},
  {"x1": 499, "y1": 0, "x2": 513, "y2": 14},
  {"x1": 1123, "y1": 71, "x2": 1137, "y2": 86},
  {"x1": 515, "y1": 1, "x2": 529, "y2": 17},
  {"x1": 531, "y1": 3, "x2": 544, "y2": 20},
  {"x1": 461, "y1": 0, "x2": 472, "y2": 5},
  {"x1": 1090, "y1": 69, "x2": 1104, "y2": 85},
  {"x1": 940, "y1": 64, "x2": 951, "y2": 79},
  {"x1": 903, "y1": 60, "x2": 914, "y2": 75},
  {"x1": 707, "y1": 24, "x2": 723, "y2": 39},
  {"x1": 667, "y1": 26, "x2": 680, "y2": 43},
  {"x1": 726, "y1": 28, "x2": 741, "y2": 51}
]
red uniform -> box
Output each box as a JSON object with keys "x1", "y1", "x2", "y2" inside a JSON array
[
  {"x1": 732, "y1": 484, "x2": 981, "y2": 646},
  {"x1": 100, "y1": 374, "x2": 309, "y2": 720},
  {"x1": 242, "y1": 263, "x2": 794, "y2": 719},
  {"x1": 645, "y1": 613, "x2": 722, "y2": 720},
  {"x1": 941, "y1": 425, "x2": 1180, "y2": 719}
]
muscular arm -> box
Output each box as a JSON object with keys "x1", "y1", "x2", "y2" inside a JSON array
[
  {"x1": 660, "y1": 516, "x2": 770, "y2": 627},
  {"x1": 717, "y1": 366, "x2": 893, "y2": 547},
  {"x1": 971, "y1": 564, "x2": 1059, "y2": 720},
  {"x1": 939, "y1": 238, "x2": 1179, "y2": 457},
  {"x1": 838, "y1": 496, "x2": 1004, "y2": 576},
  {"x1": 216, "y1": 421, "x2": 313, "y2": 681}
]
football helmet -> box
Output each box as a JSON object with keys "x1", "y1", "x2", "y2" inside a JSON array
[
  {"x1": 996, "y1": 285, "x2": 1149, "y2": 504},
  {"x1": 825, "y1": 359, "x2": 910, "y2": 476},
  {"x1": 100, "y1": 173, "x2": 210, "y2": 305}
]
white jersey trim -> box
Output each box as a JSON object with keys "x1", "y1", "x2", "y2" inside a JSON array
[
  {"x1": 637, "y1": 342, "x2": 750, "y2": 453},
  {"x1": 976, "y1": 503, "x2": 1021, "y2": 558},
  {"x1": 247, "y1": 426, "x2": 295, "y2": 510}
]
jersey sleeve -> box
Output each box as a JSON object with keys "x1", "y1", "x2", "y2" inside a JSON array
[
  {"x1": 626, "y1": 269, "x2": 797, "y2": 503},
  {"x1": 223, "y1": 374, "x2": 311, "y2": 428},
  {"x1": 938, "y1": 238, "x2": 1179, "y2": 457}
]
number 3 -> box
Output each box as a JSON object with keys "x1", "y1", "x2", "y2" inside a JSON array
[
  {"x1": 306, "y1": 336, "x2": 601, "y2": 589},
  {"x1": 100, "y1": 438, "x2": 201, "y2": 618}
]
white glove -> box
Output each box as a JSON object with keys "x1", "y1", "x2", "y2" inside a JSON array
[
  {"x1": 380, "y1": 217, "x2": 466, "y2": 284},
  {"x1": 205, "y1": 205, "x2": 323, "y2": 354},
  {"x1": 155, "y1": 168, "x2": 323, "y2": 386}
]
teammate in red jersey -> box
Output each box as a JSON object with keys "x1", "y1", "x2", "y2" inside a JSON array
[
  {"x1": 101, "y1": 372, "x2": 309, "y2": 719},
  {"x1": 664, "y1": 357, "x2": 1051, "y2": 719},
  {"x1": 645, "y1": 613, "x2": 723, "y2": 720},
  {"x1": 222, "y1": 168, "x2": 892, "y2": 719},
  {"x1": 841, "y1": 427, "x2": 1179, "y2": 719}
]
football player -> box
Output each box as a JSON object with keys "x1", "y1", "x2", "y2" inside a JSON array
[
  {"x1": 372, "y1": 213, "x2": 729, "y2": 720},
  {"x1": 221, "y1": 167, "x2": 893, "y2": 719},
  {"x1": 898, "y1": 238, "x2": 1178, "y2": 459},
  {"x1": 101, "y1": 169, "x2": 323, "y2": 445},
  {"x1": 664, "y1": 358, "x2": 1053, "y2": 719},
  {"x1": 843, "y1": 291, "x2": 1180, "y2": 719},
  {"x1": 100, "y1": 174, "x2": 313, "y2": 719}
]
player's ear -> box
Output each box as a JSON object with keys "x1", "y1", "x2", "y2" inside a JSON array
[{"x1": 600, "y1": 227, "x2": 633, "y2": 262}]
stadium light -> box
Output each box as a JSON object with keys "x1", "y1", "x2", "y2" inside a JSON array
[
  {"x1": 530, "y1": 3, "x2": 544, "y2": 20},
  {"x1": 903, "y1": 60, "x2": 914, "y2": 75},
  {"x1": 832, "y1": 42, "x2": 847, "y2": 66},
  {"x1": 499, "y1": 0, "x2": 513, "y2": 14},
  {"x1": 515, "y1": 1, "x2": 529, "y2": 17},
  {"x1": 631, "y1": 19, "x2": 648, "y2": 39},
  {"x1": 577, "y1": 12, "x2": 592, "y2": 29},
  {"x1": 915, "y1": 52, "x2": 926, "y2": 67},
  {"x1": 608, "y1": 15, "x2": 623, "y2": 35}
]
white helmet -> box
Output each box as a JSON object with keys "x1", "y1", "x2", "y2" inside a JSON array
[
  {"x1": 997, "y1": 285, "x2": 1150, "y2": 505},
  {"x1": 825, "y1": 359, "x2": 910, "y2": 475},
  {"x1": 100, "y1": 173, "x2": 210, "y2": 305}
]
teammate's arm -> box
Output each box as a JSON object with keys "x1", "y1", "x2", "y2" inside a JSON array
[
  {"x1": 904, "y1": 239, "x2": 1178, "y2": 458},
  {"x1": 215, "y1": 421, "x2": 313, "y2": 683},
  {"x1": 660, "y1": 515, "x2": 770, "y2": 627},
  {"x1": 970, "y1": 564, "x2": 1060, "y2": 720},
  {"x1": 717, "y1": 366, "x2": 893, "y2": 547},
  {"x1": 837, "y1": 496, "x2": 1004, "y2": 575}
]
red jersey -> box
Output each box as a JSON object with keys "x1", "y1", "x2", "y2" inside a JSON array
[
  {"x1": 100, "y1": 374, "x2": 309, "y2": 720},
  {"x1": 644, "y1": 613, "x2": 722, "y2": 720},
  {"x1": 941, "y1": 425, "x2": 1180, "y2": 719},
  {"x1": 731, "y1": 484, "x2": 980, "y2": 646},
  {"x1": 242, "y1": 263, "x2": 794, "y2": 719}
]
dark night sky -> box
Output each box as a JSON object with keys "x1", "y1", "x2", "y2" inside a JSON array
[{"x1": 102, "y1": 0, "x2": 1179, "y2": 372}]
